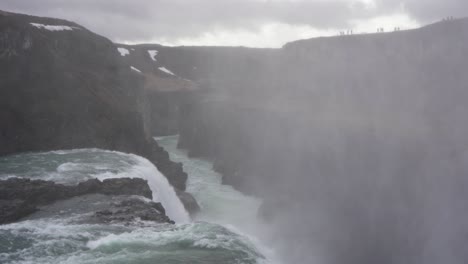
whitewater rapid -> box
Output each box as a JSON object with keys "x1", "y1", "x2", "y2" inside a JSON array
[
  {"x1": 0, "y1": 138, "x2": 274, "y2": 264},
  {"x1": 0, "y1": 148, "x2": 189, "y2": 223},
  {"x1": 156, "y1": 136, "x2": 279, "y2": 263}
]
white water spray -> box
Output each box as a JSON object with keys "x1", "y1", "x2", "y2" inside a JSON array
[
  {"x1": 124, "y1": 154, "x2": 190, "y2": 223},
  {"x1": 0, "y1": 149, "x2": 190, "y2": 223},
  {"x1": 83, "y1": 151, "x2": 191, "y2": 223}
]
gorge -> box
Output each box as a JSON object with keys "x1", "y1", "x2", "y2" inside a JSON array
[{"x1": 1, "y1": 9, "x2": 468, "y2": 264}]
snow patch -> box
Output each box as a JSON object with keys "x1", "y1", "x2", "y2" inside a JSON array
[
  {"x1": 130, "y1": 66, "x2": 142, "y2": 73},
  {"x1": 158, "y1": 67, "x2": 175, "y2": 76},
  {"x1": 117, "y1": 47, "x2": 130, "y2": 56},
  {"x1": 148, "y1": 50, "x2": 158, "y2": 61},
  {"x1": 30, "y1": 23, "x2": 75, "y2": 31}
]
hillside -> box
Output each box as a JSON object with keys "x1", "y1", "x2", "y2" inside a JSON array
[{"x1": 0, "y1": 11, "x2": 189, "y2": 191}]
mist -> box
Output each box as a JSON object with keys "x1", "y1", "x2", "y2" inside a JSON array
[
  {"x1": 169, "y1": 18, "x2": 468, "y2": 263},
  {"x1": 3, "y1": 0, "x2": 464, "y2": 47},
  {"x1": 2, "y1": 1, "x2": 468, "y2": 264}
]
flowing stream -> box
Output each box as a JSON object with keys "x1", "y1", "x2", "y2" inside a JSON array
[{"x1": 156, "y1": 136, "x2": 278, "y2": 262}]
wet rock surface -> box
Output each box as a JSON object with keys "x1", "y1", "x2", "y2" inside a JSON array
[
  {"x1": 0, "y1": 177, "x2": 165, "y2": 224},
  {"x1": 24, "y1": 194, "x2": 174, "y2": 224},
  {"x1": 93, "y1": 196, "x2": 174, "y2": 224},
  {"x1": 175, "y1": 189, "x2": 201, "y2": 216},
  {"x1": 0, "y1": 199, "x2": 37, "y2": 224}
]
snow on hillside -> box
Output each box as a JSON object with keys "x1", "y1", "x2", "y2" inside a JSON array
[
  {"x1": 30, "y1": 23, "x2": 74, "y2": 31},
  {"x1": 158, "y1": 67, "x2": 175, "y2": 76},
  {"x1": 117, "y1": 47, "x2": 130, "y2": 56},
  {"x1": 130, "y1": 66, "x2": 142, "y2": 73},
  {"x1": 148, "y1": 50, "x2": 158, "y2": 61}
]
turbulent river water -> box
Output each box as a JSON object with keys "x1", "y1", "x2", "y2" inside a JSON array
[{"x1": 0, "y1": 136, "x2": 276, "y2": 264}]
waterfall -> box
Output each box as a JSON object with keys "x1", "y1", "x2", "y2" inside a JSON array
[
  {"x1": 0, "y1": 148, "x2": 190, "y2": 223},
  {"x1": 123, "y1": 154, "x2": 191, "y2": 223}
]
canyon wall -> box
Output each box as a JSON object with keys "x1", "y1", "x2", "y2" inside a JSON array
[{"x1": 0, "y1": 11, "x2": 188, "y2": 190}]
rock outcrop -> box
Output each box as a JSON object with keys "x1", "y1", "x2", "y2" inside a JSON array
[
  {"x1": 0, "y1": 11, "x2": 189, "y2": 192},
  {"x1": 0, "y1": 177, "x2": 171, "y2": 224},
  {"x1": 175, "y1": 189, "x2": 201, "y2": 215},
  {"x1": 93, "y1": 196, "x2": 173, "y2": 224}
]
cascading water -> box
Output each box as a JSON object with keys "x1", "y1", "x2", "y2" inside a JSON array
[
  {"x1": 120, "y1": 154, "x2": 190, "y2": 223},
  {"x1": 0, "y1": 143, "x2": 271, "y2": 263},
  {"x1": 0, "y1": 149, "x2": 189, "y2": 223},
  {"x1": 155, "y1": 135, "x2": 279, "y2": 263}
]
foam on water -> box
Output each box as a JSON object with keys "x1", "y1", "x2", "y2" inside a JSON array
[
  {"x1": 156, "y1": 136, "x2": 261, "y2": 227},
  {"x1": 0, "y1": 149, "x2": 189, "y2": 223},
  {"x1": 114, "y1": 154, "x2": 190, "y2": 223},
  {"x1": 156, "y1": 135, "x2": 280, "y2": 264},
  {"x1": 0, "y1": 144, "x2": 270, "y2": 263},
  {"x1": 0, "y1": 218, "x2": 262, "y2": 264}
]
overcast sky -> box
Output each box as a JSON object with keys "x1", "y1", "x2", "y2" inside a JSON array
[{"x1": 1, "y1": 0, "x2": 467, "y2": 47}]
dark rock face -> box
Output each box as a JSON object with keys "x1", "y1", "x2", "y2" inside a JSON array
[
  {"x1": 175, "y1": 189, "x2": 201, "y2": 215},
  {"x1": 100, "y1": 178, "x2": 153, "y2": 198},
  {"x1": 0, "y1": 178, "x2": 75, "y2": 206},
  {"x1": 0, "y1": 11, "x2": 142, "y2": 155},
  {"x1": 23, "y1": 193, "x2": 174, "y2": 225},
  {"x1": 0, "y1": 177, "x2": 155, "y2": 224},
  {"x1": 93, "y1": 197, "x2": 174, "y2": 224},
  {"x1": 144, "y1": 91, "x2": 193, "y2": 136},
  {"x1": 140, "y1": 140, "x2": 187, "y2": 190},
  {"x1": 0, "y1": 177, "x2": 152, "y2": 201},
  {"x1": 114, "y1": 43, "x2": 198, "y2": 137},
  {"x1": 0, "y1": 11, "x2": 189, "y2": 192},
  {"x1": 0, "y1": 199, "x2": 37, "y2": 224}
]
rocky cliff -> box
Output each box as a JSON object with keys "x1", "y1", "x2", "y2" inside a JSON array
[
  {"x1": 113, "y1": 43, "x2": 198, "y2": 136},
  {"x1": 145, "y1": 18, "x2": 468, "y2": 263},
  {"x1": 156, "y1": 18, "x2": 468, "y2": 195},
  {"x1": 0, "y1": 11, "x2": 189, "y2": 191}
]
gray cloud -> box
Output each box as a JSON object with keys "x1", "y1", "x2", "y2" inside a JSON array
[
  {"x1": 0, "y1": 0, "x2": 379, "y2": 42},
  {"x1": 0, "y1": 0, "x2": 467, "y2": 45},
  {"x1": 375, "y1": 0, "x2": 468, "y2": 21}
]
